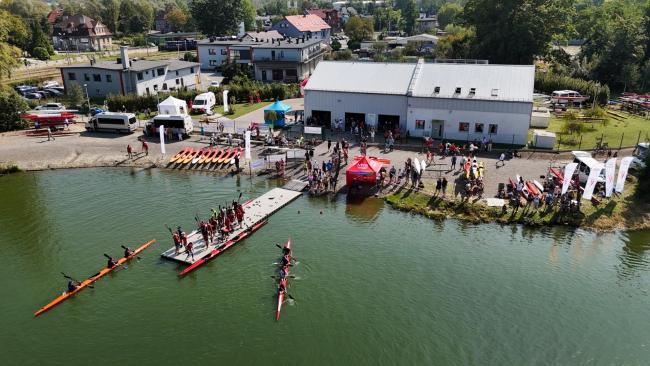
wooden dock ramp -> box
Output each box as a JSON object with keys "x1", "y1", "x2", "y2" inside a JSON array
[{"x1": 161, "y1": 187, "x2": 302, "y2": 264}]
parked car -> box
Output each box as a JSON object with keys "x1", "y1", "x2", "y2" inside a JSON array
[
  {"x1": 90, "y1": 107, "x2": 105, "y2": 116},
  {"x1": 42, "y1": 80, "x2": 59, "y2": 89},
  {"x1": 15, "y1": 85, "x2": 38, "y2": 95},
  {"x1": 630, "y1": 143, "x2": 648, "y2": 171},
  {"x1": 35, "y1": 103, "x2": 66, "y2": 111},
  {"x1": 210, "y1": 80, "x2": 221, "y2": 87},
  {"x1": 43, "y1": 88, "x2": 64, "y2": 97},
  {"x1": 24, "y1": 93, "x2": 42, "y2": 100}
]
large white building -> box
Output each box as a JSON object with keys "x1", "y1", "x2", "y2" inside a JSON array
[{"x1": 304, "y1": 60, "x2": 535, "y2": 145}]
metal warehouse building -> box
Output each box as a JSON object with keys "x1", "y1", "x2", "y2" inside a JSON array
[{"x1": 303, "y1": 60, "x2": 535, "y2": 145}]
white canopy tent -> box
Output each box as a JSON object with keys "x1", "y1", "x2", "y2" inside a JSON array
[{"x1": 158, "y1": 96, "x2": 188, "y2": 116}]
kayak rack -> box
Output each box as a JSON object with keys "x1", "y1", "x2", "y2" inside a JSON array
[{"x1": 160, "y1": 188, "x2": 303, "y2": 265}]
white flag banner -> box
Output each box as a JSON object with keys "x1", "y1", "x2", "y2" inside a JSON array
[
  {"x1": 561, "y1": 163, "x2": 578, "y2": 194},
  {"x1": 159, "y1": 125, "x2": 166, "y2": 155},
  {"x1": 244, "y1": 130, "x2": 251, "y2": 160},
  {"x1": 615, "y1": 156, "x2": 634, "y2": 193},
  {"x1": 582, "y1": 163, "x2": 603, "y2": 200},
  {"x1": 223, "y1": 90, "x2": 229, "y2": 113},
  {"x1": 605, "y1": 158, "x2": 616, "y2": 197}
]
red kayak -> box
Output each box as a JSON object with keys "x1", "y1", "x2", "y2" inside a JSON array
[
  {"x1": 276, "y1": 238, "x2": 292, "y2": 321},
  {"x1": 179, "y1": 219, "x2": 267, "y2": 277}
]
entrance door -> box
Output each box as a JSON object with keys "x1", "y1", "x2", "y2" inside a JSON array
[
  {"x1": 431, "y1": 119, "x2": 444, "y2": 139},
  {"x1": 310, "y1": 110, "x2": 331, "y2": 127},
  {"x1": 345, "y1": 112, "x2": 365, "y2": 131},
  {"x1": 378, "y1": 114, "x2": 400, "y2": 133}
]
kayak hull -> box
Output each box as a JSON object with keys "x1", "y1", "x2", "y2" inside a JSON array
[{"x1": 276, "y1": 238, "x2": 292, "y2": 321}]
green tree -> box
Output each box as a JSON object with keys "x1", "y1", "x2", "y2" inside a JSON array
[
  {"x1": 437, "y1": 3, "x2": 463, "y2": 28},
  {"x1": 165, "y1": 7, "x2": 188, "y2": 32},
  {"x1": 395, "y1": 0, "x2": 418, "y2": 35},
  {"x1": 344, "y1": 16, "x2": 374, "y2": 42},
  {"x1": 242, "y1": 0, "x2": 257, "y2": 31},
  {"x1": 192, "y1": 0, "x2": 244, "y2": 35},
  {"x1": 101, "y1": 0, "x2": 121, "y2": 33},
  {"x1": 331, "y1": 38, "x2": 341, "y2": 51},
  {"x1": 0, "y1": 87, "x2": 29, "y2": 131},
  {"x1": 373, "y1": 7, "x2": 401, "y2": 33},
  {"x1": 119, "y1": 0, "x2": 154, "y2": 34},
  {"x1": 30, "y1": 21, "x2": 52, "y2": 60},
  {"x1": 0, "y1": 10, "x2": 25, "y2": 79},
  {"x1": 464, "y1": 0, "x2": 572, "y2": 64},
  {"x1": 436, "y1": 26, "x2": 475, "y2": 59},
  {"x1": 66, "y1": 83, "x2": 85, "y2": 108}
]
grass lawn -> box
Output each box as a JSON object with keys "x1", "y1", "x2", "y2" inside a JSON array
[
  {"x1": 530, "y1": 110, "x2": 650, "y2": 150},
  {"x1": 214, "y1": 102, "x2": 272, "y2": 119}
]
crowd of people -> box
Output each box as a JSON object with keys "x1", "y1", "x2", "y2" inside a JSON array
[
  {"x1": 304, "y1": 139, "x2": 345, "y2": 195},
  {"x1": 503, "y1": 175, "x2": 584, "y2": 214}
]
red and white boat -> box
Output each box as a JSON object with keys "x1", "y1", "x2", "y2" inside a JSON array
[
  {"x1": 276, "y1": 238, "x2": 292, "y2": 321},
  {"x1": 551, "y1": 90, "x2": 589, "y2": 104}
]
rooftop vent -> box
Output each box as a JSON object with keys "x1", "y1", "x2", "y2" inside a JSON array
[
  {"x1": 491, "y1": 88, "x2": 498, "y2": 97},
  {"x1": 469, "y1": 88, "x2": 476, "y2": 97},
  {"x1": 434, "y1": 86, "x2": 440, "y2": 94},
  {"x1": 454, "y1": 87, "x2": 461, "y2": 94}
]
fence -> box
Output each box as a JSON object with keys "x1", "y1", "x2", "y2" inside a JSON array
[{"x1": 554, "y1": 130, "x2": 650, "y2": 152}]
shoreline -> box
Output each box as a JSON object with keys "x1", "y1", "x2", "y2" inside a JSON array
[{"x1": 382, "y1": 181, "x2": 650, "y2": 233}]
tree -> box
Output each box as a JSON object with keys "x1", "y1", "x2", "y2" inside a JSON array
[
  {"x1": 119, "y1": 0, "x2": 154, "y2": 34},
  {"x1": 0, "y1": 10, "x2": 25, "y2": 79},
  {"x1": 0, "y1": 87, "x2": 29, "y2": 131},
  {"x1": 241, "y1": 0, "x2": 257, "y2": 31},
  {"x1": 192, "y1": 0, "x2": 244, "y2": 35},
  {"x1": 66, "y1": 83, "x2": 85, "y2": 108},
  {"x1": 437, "y1": 3, "x2": 463, "y2": 28},
  {"x1": 344, "y1": 16, "x2": 374, "y2": 42},
  {"x1": 101, "y1": 0, "x2": 121, "y2": 33},
  {"x1": 30, "y1": 21, "x2": 52, "y2": 60},
  {"x1": 331, "y1": 38, "x2": 341, "y2": 51},
  {"x1": 464, "y1": 0, "x2": 572, "y2": 64},
  {"x1": 395, "y1": 0, "x2": 418, "y2": 35},
  {"x1": 436, "y1": 26, "x2": 475, "y2": 59},
  {"x1": 373, "y1": 7, "x2": 401, "y2": 33},
  {"x1": 165, "y1": 7, "x2": 188, "y2": 32}
]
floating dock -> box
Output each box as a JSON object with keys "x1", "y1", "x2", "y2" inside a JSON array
[{"x1": 160, "y1": 187, "x2": 302, "y2": 264}]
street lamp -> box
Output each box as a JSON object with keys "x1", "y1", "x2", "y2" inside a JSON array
[{"x1": 83, "y1": 83, "x2": 91, "y2": 116}]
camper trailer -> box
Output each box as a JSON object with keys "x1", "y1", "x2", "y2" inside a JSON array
[
  {"x1": 150, "y1": 115, "x2": 194, "y2": 139},
  {"x1": 192, "y1": 92, "x2": 216, "y2": 114}
]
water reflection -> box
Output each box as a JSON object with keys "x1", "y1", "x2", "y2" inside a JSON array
[
  {"x1": 345, "y1": 195, "x2": 383, "y2": 223},
  {"x1": 616, "y1": 231, "x2": 650, "y2": 280}
]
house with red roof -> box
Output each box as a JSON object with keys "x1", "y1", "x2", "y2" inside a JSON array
[
  {"x1": 272, "y1": 14, "x2": 331, "y2": 44},
  {"x1": 52, "y1": 15, "x2": 113, "y2": 52},
  {"x1": 308, "y1": 8, "x2": 340, "y2": 32},
  {"x1": 46, "y1": 8, "x2": 63, "y2": 24}
]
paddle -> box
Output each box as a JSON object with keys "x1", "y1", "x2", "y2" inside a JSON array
[
  {"x1": 61, "y1": 272, "x2": 93, "y2": 289},
  {"x1": 270, "y1": 275, "x2": 297, "y2": 279},
  {"x1": 120, "y1": 245, "x2": 141, "y2": 260},
  {"x1": 164, "y1": 224, "x2": 173, "y2": 234}
]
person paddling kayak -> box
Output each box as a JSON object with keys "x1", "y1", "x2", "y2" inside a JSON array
[
  {"x1": 123, "y1": 246, "x2": 134, "y2": 258},
  {"x1": 107, "y1": 256, "x2": 118, "y2": 269},
  {"x1": 67, "y1": 280, "x2": 79, "y2": 293},
  {"x1": 279, "y1": 267, "x2": 288, "y2": 280},
  {"x1": 281, "y1": 254, "x2": 291, "y2": 267}
]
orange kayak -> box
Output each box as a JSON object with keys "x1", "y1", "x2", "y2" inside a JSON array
[
  {"x1": 199, "y1": 149, "x2": 215, "y2": 164},
  {"x1": 210, "y1": 148, "x2": 225, "y2": 163},
  {"x1": 217, "y1": 148, "x2": 232, "y2": 164},
  {"x1": 181, "y1": 149, "x2": 198, "y2": 164},
  {"x1": 34, "y1": 239, "x2": 156, "y2": 317},
  {"x1": 169, "y1": 148, "x2": 190, "y2": 163}
]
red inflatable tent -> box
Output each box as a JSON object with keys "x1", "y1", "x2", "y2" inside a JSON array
[{"x1": 346, "y1": 156, "x2": 383, "y2": 187}]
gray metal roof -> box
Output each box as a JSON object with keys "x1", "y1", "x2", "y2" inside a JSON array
[
  {"x1": 60, "y1": 59, "x2": 199, "y2": 72},
  {"x1": 304, "y1": 61, "x2": 416, "y2": 95},
  {"x1": 305, "y1": 61, "x2": 535, "y2": 102},
  {"x1": 167, "y1": 60, "x2": 200, "y2": 71},
  {"x1": 197, "y1": 38, "x2": 321, "y2": 49}
]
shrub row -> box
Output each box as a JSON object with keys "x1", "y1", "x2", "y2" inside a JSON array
[{"x1": 535, "y1": 72, "x2": 610, "y2": 105}]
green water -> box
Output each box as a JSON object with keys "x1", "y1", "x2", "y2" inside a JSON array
[{"x1": 1, "y1": 168, "x2": 650, "y2": 365}]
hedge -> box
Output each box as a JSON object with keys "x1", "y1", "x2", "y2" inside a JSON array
[
  {"x1": 107, "y1": 81, "x2": 301, "y2": 112},
  {"x1": 535, "y1": 72, "x2": 610, "y2": 105}
]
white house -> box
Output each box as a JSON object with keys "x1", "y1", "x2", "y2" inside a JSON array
[
  {"x1": 304, "y1": 60, "x2": 535, "y2": 145},
  {"x1": 60, "y1": 47, "x2": 200, "y2": 98}
]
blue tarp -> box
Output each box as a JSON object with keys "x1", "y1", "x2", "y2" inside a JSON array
[{"x1": 264, "y1": 100, "x2": 292, "y2": 127}]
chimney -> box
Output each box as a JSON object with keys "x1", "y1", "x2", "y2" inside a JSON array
[{"x1": 120, "y1": 46, "x2": 130, "y2": 69}]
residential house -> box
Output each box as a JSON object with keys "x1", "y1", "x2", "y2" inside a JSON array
[
  {"x1": 52, "y1": 15, "x2": 113, "y2": 52},
  {"x1": 154, "y1": 11, "x2": 172, "y2": 33},
  {"x1": 196, "y1": 37, "x2": 327, "y2": 83},
  {"x1": 46, "y1": 8, "x2": 63, "y2": 24},
  {"x1": 272, "y1": 14, "x2": 331, "y2": 44},
  {"x1": 308, "y1": 8, "x2": 341, "y2": 32},
  {"x1": 240, "y1": 30, "x2": 284, "y2": 43},
  {"x1": 60, "y1": 47, "x2": 200, "y2": 98},
  {"x1": 416, "y1": 15, "x2": 438, "y2": 33}
]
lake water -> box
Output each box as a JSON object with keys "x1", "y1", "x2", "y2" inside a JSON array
[{"x1": 1, "y1": 168, "x2": 649, "y2": 365}]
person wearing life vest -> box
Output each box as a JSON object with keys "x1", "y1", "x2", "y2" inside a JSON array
[
  {"x1": 200, "y1": 221, "x2": 210, "y2": 246},
  {"x1": 281, "y1": 254, "x2": 291, "y2": 267},
  {"x1": 279, "y1": 266, "x2": 288, "y2": 280},
  {"x1": 185, "y1": 241, "x2": 195, "y2": 261},
  {"x1": 67, "y1": 280, "x2": 79, "y2": 293},
  {"x1": 107, "y1": 256, "x2": 118, "y2": 269},
  {"x1": 172, "y1": 231, "x2": 182, "y2": 254}
]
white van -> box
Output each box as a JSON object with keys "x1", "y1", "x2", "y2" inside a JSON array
[
  {"x1": 151, "y1": 114, "x2": 194, "y2": 139},
  {"x1": 86, "y1": 112, "x2": 137, "y2": 133},
  {"x1": 192, "y1": 92, "x2": 216, "y2": 114},
  {"x1": 571, "y1": 151, "x2": 606, "y2": 184},
  {"x1": 631, "y1": 142, "x2": 648, "y2": 171}
]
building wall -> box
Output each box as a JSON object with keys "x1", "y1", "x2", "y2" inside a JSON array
[
  {"x1": 304, "y1": 90, "x2": 408, "y2": 129},
  {"x1": 165, "y1": 67, "x2": 200, "y2": 91},
  {"x1": 253, "y1": 47, "x2": 301, "y2": 62},
  {"x1": 406, "y1": 97, "x2": 532, "y2": 144},
  {"x1": 61, "y1": 68, "x2": 123, "y2": 98},
  {"x1": 273, "y1": 21, "x2": 331, "y2": 44},
  {"x1": 197, "y1": 44, "x2": 230, "y2": 70}
]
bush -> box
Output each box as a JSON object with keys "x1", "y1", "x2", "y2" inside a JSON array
[
  {"x1": 331, "y1": 39, "x2": 341, "y2": 51},
  {"x1": 535, "y1": 72, "x2": 610, "y2": 105},
  {"x1": 183, "y1": 52, "x2": 197, "y2": 62},
  {"x1": 32, "y1": 47, "x2": 50, "y2": 61},
  {"x1": 0, "y1": 88, "x2": 29, "y2": 131}
]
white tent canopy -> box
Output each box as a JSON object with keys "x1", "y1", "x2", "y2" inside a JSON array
[{"x1": 158, "y1": 96, "x2": 188, "y2": 116}]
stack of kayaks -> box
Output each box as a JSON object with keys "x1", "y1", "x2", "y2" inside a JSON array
[{"x1": 167, "y1": 147, "x2": 244, "y2": 170}]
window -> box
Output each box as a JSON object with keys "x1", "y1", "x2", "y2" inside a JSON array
[
  {"x1": 157, "y1": 68, "x2": 165, "y2": 76},
  {"x1": 175, "y1": 71, "x2": 179, "y2": 76},
  {"x1": 146, "y1": 87, "x2": 150, "y2": 95},
  {"x1": 93, "y1": 74, "x2": 101, "y2": 82},
  {"x1": 469, "y1": 88, "x2": 476, "y2": 96},
  {"x1": 474, "y1": 123, "x2": 484, "y2": 133},
  {"x1": 137, "y1": 72, "x2": 143, "y2": 80},
  {"x1": 208, "y1": 49, "x2": 216, "y2": 55},
  {"x1": 190, "y1": 67, "x2": 194, "y2": 73},
  {"x1": 491, "y1": 88, "x2": 499, "y2": 97},
  {"x1": 221, "y1": 49, "x2": 227, "y2": 55},
  {"x1": 68, "y1": 73, "x2": 76, "y2": 80},
  {"x1": 459, "y1": 122, "x2": 469, "y2": 132},
  {"x1": 489, "y1": 124, "x2": 498, "y2": 134},
  {"x1": 163, "y1": 83, "x2": 168, "y2": 90},
  {"x1": 286, "y1": 69, "x2": 297, "y2": 77},
  {"x1": 454, "y1": 87, "x2": 461, "y2": 94},
  {"x1": 106, "y1": 74, "x2": 112, "y2": 82},
  {"x1": 84, "y1": 73, "x2": 90, "y2": 81},
  {"x1": 176, "y1": 79, "x2": 180, "y2": 85},
  {"x1": 415, "y1": 120, "x2": 425, "y2": 129},
  {"x1": 209, "y1": 60, "x2": 217, "y2": 66},
  {"x1": 145, "y1": 71, "x2": 149, "y2": 75},
  {"x1": 433, "y1": 86, "x2": 440, "y2": 94}
]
